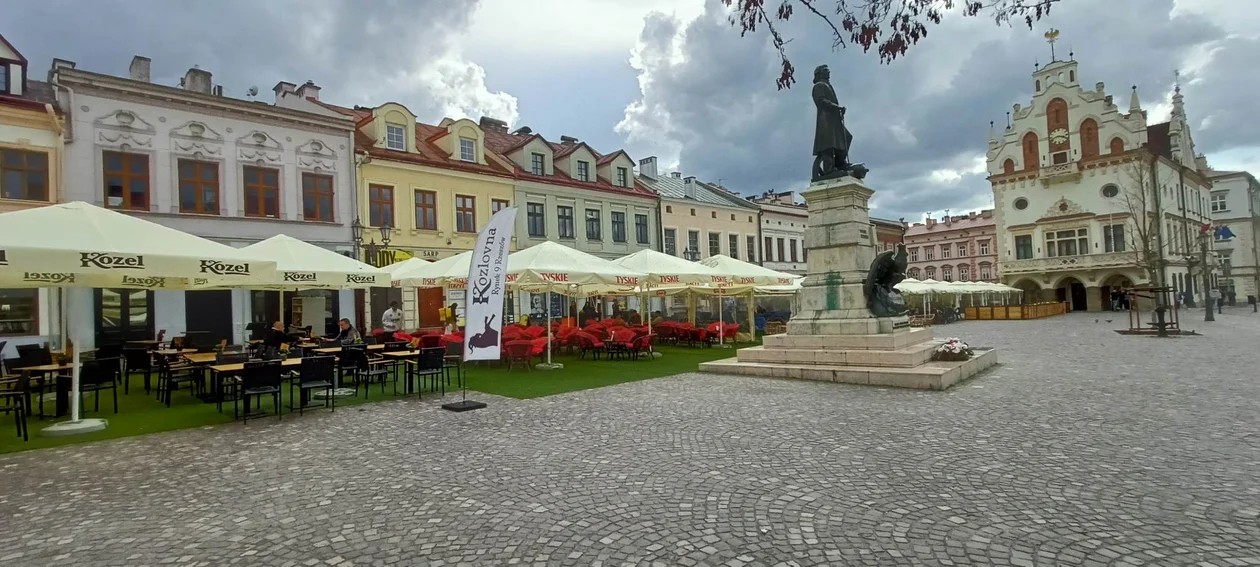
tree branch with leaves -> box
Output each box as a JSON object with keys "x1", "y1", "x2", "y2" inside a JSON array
[{"x1": 722, "y1": 0, "x2": 1062, "y2": 89}]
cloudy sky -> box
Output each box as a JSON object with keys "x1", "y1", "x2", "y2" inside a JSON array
[{"x1": 6, "y1": 0, "x2": 1257, "y2": 220}]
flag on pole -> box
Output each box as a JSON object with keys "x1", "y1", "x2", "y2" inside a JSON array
[
  {"x1": 1214, "y1": 225, "x2": 1236, "y2": 240},
  {"x1": 463, "y1": 207, "x2": 517, "y2": 361}
]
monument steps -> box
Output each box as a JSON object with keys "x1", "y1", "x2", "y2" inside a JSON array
[
  {"x1": 736, "y1": 341, "x2": 939, "y2": 368},
  {"x1": 699, "y1": 349, "x2": 998, "y2": 391}
]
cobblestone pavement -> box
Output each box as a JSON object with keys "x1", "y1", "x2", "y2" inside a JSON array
[{"x1": 3, "y1": 311, "x2": 1260, "y2": 566}]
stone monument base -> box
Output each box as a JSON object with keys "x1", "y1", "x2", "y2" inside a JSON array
[{"x1": 698, "y1": 326, "x2": 997, "y2": 390}]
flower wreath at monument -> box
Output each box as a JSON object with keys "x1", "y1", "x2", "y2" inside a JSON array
[{"x1": 932, "y1": 338, "x2": 973, "y2": 362}]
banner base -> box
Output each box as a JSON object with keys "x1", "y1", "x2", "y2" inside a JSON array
[{"x1": 442, "y1": 400, "x2": 488, "y2": 412}]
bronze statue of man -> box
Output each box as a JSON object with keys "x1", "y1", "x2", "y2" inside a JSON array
[{"x1": 812, "y1": 64, "x2": 858, "y2": 181}]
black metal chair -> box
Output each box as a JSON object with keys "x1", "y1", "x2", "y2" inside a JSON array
[
  {"x1": 290, "y1": 356, "x2": 335, "y2": 414},
  {"x1": 157, "y1": 355, "x2": 200, "y2": 407},
  {"x1": 0, "y1": 371, "x2": 30, "y2": 441},
  {"x1": 409, "y1": 347, "x2": 446, "y2": 396},
  {"x1": 122, "y1": 346, "x2": 155, "y2": 395},
  {"x1": 236, "y1": 360, "x2": 282, "y2": 423},
  {"x1": 79, "y1": 358, "x2": 120, "y2": 414},
  {"x1": 339, "y1": 346, "x2": 392, "y2": 398},
  {"x1": 215, "y1": 352, "x2": 250, "y2": 365}
]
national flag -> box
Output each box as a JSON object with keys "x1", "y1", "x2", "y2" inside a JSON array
[{"x1": 1214, "y1": 225, "x2": 1236, "y2": 240}]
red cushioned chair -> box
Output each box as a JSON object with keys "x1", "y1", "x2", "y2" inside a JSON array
[
  {"x1": 609, "y1": 328, "x2": 636, "y2": 360},
  {"x1": 529, "y1": 337, "x2": 550, "y2": 359},
  {"x1": 505, "y1": 340, "x2": 534, "y2": 371},
  {"x1": 524, "y1": 325, "x2": 546, "y2": 339},
  {"x1": 629, "y1": 333, "x2": 655, "y2": 360},
  {"x1": 574, "y1": 331, "x2": 605, "y2": 360}
]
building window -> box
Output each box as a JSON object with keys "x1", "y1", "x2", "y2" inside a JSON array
[
  {"x1": 748, "y1": 216, "x2": 754, "y2": 223},
  {"x1": 368, "y1": 184, "x2": 394, "y2": 227},
  {"x1": 1103, "y1": 224, "x2": 1126, "y2": 253},
  {"x1": 577, "y1": 161, "x2": 591, "y2": 182},
  {"x1": 455, "y1": 195, "x2": 476, "y2": 233},
  {"x1": 708, "y1": 232, "x2": 720, "y2": 257},
  {"x1": 925, "y1": 266, "x2": 937, "y2": 279},
  {"x1": 764, "y1": 237, "x2": 774, "y2": 262},
  {"x1": 908, "y1": 247, "x2": 918, "y2": 262},
  {"x1": 103, "y1": 151, "x2": 149, "y2": 210},
  {"x1": 690, "y1": 208, "x2": 696, "y2": 216},
  {"x1": 908, "y1": 268, "x2": 921, "y2": 279},
  {"x1": 1046, "y1": 228, "x2": 1088, "y2": 257},
  {"x1": 459, "y1": 137, "x2": 476, "y2": 162},
  {"x1": 730, "y1": 214, "x2": 736, "y2": 221},
  {"x1": 1219, "y1": 249, "x2": 1233, "y2": 270},
  {"x1": 747, "y1": 235, "x2": 756, "y2": 262},
  {"x1": 957, "y1": 243, "x2": 967, "y2": 258},
  {"x1": 711, "y1": 211, "x2": 717, "y2": 219},
  {"x1": 776, "y1": 238, "x2": 785, "y2": 262},
  {"x1": 617, "y1": 167, "x2": 628, "y2": 187},
  {"x1": 415, "y1": 190, "x2": 437, "y2": 230},
  {"x1": 979, "y1": 240, "x2": 990, "y2": 255},
  {"x1": 527, "y1": 203, "x2": 546, "y2": 237},
  {"x1": 688, "y1": 230, "x2": 700, "y2": 257},
  {"x1": 492, "y1": 199, "x2": 509, "y2": 214},
  {"x1": 385, "y1": 124, "x2": 406, "y2": 151},
  {"x1": 0, "y1": 66, "x2": 8, "y2": 94},
  {"x1": 531, "y1": 153, "x2": 545, "y2": 175},
  {"x1": 243, "y1": 165, "x2": 280, "y2": 218},
  {"x1": 729, "y1": 234, "x2": 739, "y2": 257},
  {"x1": 301, "y1": 172, "x2": 333, "y2": 222},
  {"x1": 980, "y1": 264, "x2": 991, "y2": 280},
  {"x1": 1015, "y1": 235, "x2": 1033, "y2": 259},
  {"x1": 790, "y1": 240, "x2": 799, "y2": 262},
  {"x1": 174, "y1": 159, "x2": 217, "y2": 214},
  {"x1": 585, "y1": 208, "x2": 601, "y2": 240},
  {"x1": 1211, "y1": 192, "x2": 1228, "y2": 212},
  {"x1": 925, "y1": 247, "x2": 934, "y2": 260},
  {"x1": 942, "y1": 266, "x2": 953, "y2": 281},
  {"x1": 664, "y1": 228, "x2": 677, "y2": 256},
  {"x1": 1, "y1": 149, "x2": 49, "y2": 202},
  {"x1": 0, "y1": 288, "x2": 38, "y2": 337},
  {"x1": 635, "y1": 214, "x2": 649, "y2": 244},
  {"x1": 557, "y1": 206, "x2": 575, "y2": 239},
  {"x1": 611, "y1": 211, "x2": 627, "y2": 243},
  {"x1": 959, "y1": 265, "x2": 970, "y2": 281},
  {"x1": 941, "y1": 245, "x2": 950, "y2": 259},
  {"x1": 1013, "y1": 197, "x2": 1028, "y2": 210},
  {"x1": 1102, "y1": 184, "x2": 1120, "y2": 199}
]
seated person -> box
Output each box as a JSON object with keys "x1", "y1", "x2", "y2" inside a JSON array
[
  {"x1": 651, "y1": 310, "x2": 664, "y2": 325},
  {"x1": 325, "y1": 318, "x2": 362, "y2": 345},
  {"x1": 262, "y1": 320, "x2": 302, "y2": 349}
]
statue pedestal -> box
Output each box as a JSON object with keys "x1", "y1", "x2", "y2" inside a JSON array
[{"x1": 699, "y1": 176, "x2": 997, "y2": 390}]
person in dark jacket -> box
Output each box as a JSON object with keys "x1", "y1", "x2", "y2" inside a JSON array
[
  {"x1": 262, "y1": 320, "x2": 300, "y2": 349},
  {"x1": 326, "y1": 318, "x2": 361, "y2": 345}
]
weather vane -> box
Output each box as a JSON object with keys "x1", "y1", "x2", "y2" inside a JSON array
[
  {"x1": 1044, "y1": 28, "x2": 1060, "y2": 61},
  {"x1": 1174, "y1": 69, "x2": 1181, "y2": 93}
]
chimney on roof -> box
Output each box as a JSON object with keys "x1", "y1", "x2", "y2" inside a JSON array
[
  {"x1": 479, "y1": 116, "x2": 508, "y2": 134},
  {"x1": 512, "y1": 126, "x2": 533, "y2": 136},
  {"x1": 560, "y1": 135, "x2": 579, "y2": 145},
  {"x1": 981, "y1": 209, "x2": 993, "y2": 218},
  {"x1": 295, "y1": 80, "x2": 321, "y2": 101},
  {"x1": 51, "y1": 58, "x2": 76, "y2": 72},
  {"x1": 182, "y1": 66, "x2": 213, "y2": 95},
  {"x1": 683, "y1": 176, "x2": 697, "y2": 200},
  {"x1": 926, "y1": 218, "x2": 936, "y2": 228},
  {"x1": 129, "y1": 56, "x2": 151, "y2": 83},
  {"x1": 969, "y1": 211, "x2": 977, "y2": 220},
  {"x1": 273, "y1": 81, "x2": 297, "y2": 104},
  {"x1": 670, "y1": 172, "x2": 682, "y2": 179},
  {"x1": 638, "y1": 156, "x2": 658, "y2": 180}
]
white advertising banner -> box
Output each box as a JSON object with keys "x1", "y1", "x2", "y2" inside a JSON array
[{"x1": 463, "y1": 207, "x2": 517, "y2": 361}]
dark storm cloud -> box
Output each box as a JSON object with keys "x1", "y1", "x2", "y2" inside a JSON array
[
  {"x1": 620, "y1": 0, "x2": 1250, "y2": 220},
  {"x1": 3, "y1": 0, "x2": 517, "y2": 122}
]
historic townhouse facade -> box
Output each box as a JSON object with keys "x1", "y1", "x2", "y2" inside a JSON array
[
  {"x1": 988, "y1": 51, "x2": 1212, "y2": 311},
  {"x1": 904, "y1": 210, "x2": 997, "y2": 283},
  {"x1": 745, "y1": 190, "x2": 807, "y2": 274},
  {"x1": 871, "y1": 217, "x2": 907, "y2": 252},
  {"x1": 640, "y1": 158, "x2": 761, "y2": 263},
  {"x1": 54, "y1": 58, "x2": 358, "y2": 348},
  {"x1": 280, "y1": 91, "x2": 519, "y2": 330},
  {"x1": 1206, "y1": 169, "x2": 1260, "y2": 301},
  {"x1": 0, "y1": 35, "x2": 66, "y2": 357}
]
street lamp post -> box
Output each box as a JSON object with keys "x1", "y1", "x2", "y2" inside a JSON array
[{"x1": 351, "y1": 217, "x2": 364, "y2": 260}]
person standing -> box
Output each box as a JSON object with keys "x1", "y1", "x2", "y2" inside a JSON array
[{"x1": 381, "y1": 301, "x2": 403, "y2": 334}]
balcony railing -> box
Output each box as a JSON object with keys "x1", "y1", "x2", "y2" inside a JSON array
[
  {"x1": 1001, "y1": 251, "x2": 1139, "y2": 275},
  {"x1": 1039, "y1": 161, "x2": 1081, "y2": 186}
]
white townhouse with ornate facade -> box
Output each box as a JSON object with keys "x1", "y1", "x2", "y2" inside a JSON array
[
  {"x1": 988, "y1": 49, "x2": 1212, "y2": 312},
  {"x1": 745, "y1": 190, "x2": 807, "y2": 274},
  {"x1": 1207, "y1": 169, "x2": 1260, "y2": 301},
  {"x1": 52, "y1": 57, "x2": 358, "y2": 348}
]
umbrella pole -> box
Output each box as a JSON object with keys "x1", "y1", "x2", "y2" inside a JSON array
[
  {"x1": 42, "y1": 297, "x2": 106, "y2": 436},
  {"x1": 538, "y1": 289, "x2": 562, "y2": 370},
  {"x1": 748, "y1": 290, "x2": 755, "y2": 344}
]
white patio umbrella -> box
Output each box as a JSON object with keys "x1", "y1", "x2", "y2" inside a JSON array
[
  {"x1": 0, "y1": 201, "x2": 277, "y2": 435},
  {"x1": 612, "y1": 249, "x2": 723, "y2": 340},
  {"x1": 699, "y1": 254, "x2": 801, "y2": 345},
  {"x1": 393, "y1": 251, "x2": 473, "y2": 289},
  {"x1": 237, "y1": 234, "x2": 387, "y2": 289},
  {"x1": 508, "y1": 242, "x2": 646, "y2": 369}
]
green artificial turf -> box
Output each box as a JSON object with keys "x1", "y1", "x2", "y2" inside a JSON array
[{"x1": 0, "y1": 342, "x2": 752, "y2": 454}]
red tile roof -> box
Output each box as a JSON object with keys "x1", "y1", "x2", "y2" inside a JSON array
[
  {"x1": 597, "y1": 149, "x2": 630, "y2": 166},
  {"x1": 905, "y1": 212, "x2": 995, "y2": 238}
]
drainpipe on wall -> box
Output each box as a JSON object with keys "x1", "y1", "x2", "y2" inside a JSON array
[{"x1": 756, "y1": 209, "x2": 765, "y2": 266}]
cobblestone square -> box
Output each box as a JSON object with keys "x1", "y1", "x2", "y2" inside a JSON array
[{"x1": 2, "y1": 312, "x2": 1260, "y2": 566}]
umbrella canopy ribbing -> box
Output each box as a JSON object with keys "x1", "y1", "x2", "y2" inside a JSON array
[
  {"x1": 508, "y1": 241, "x2": 645, "y2": 293},
  {"x1": 392, "y1": 251, "x2": 473, "y2": 289}
]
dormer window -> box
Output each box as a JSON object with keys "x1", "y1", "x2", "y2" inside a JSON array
[
  {"x1": 0, "y1": 66, "x2": 8, "y2": 94},
  {"x1": 459, "y1": 137, "x2": 476, "y2": 162},
  {"x1": 577, "y1": 160, "x2": 591, "y2": 182},
  {"x1": 531, "y1": 153, "x2": 545, "y2": 175},
  {"x1": 616, "y1": 167, "x2": 628, "y2": 187},
  {"x1": 385, "y1": 123, "x2": 406, "y2": 151}
]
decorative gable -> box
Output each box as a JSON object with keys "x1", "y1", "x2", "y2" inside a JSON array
[
  {"x1": 371, "y1": 103, "x2": 417, "y2": 153},
  {"x1": 556, "y1": 144, "x2": 597, "y2": 182},
  {"x1": 94, "y1": 109, "x2": 156, "y2": 151},
  {"x1": 296, "y1": 138, "x2": 338, "y2": 172},
  {"x1": 596, "y1": 151, "x2": 636, "y2": 188},
  {"x1": 170, "y1": 120, "x2": 224, "y2": 160},
  {"x1": 235, "y1": 130, "x2": 283, "y2": 164},
  {"x1": 509, "y1": 136, "x2": 553, "y2": 175},
  {"x1": 440, "y1": 118, "x2": 486, "y2": 165}
]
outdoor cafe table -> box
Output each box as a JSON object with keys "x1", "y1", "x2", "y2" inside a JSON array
[
  {"x1": 207, "y1": 358, "x2": 304, "y2": 412},
  {"x1": 379, "y1": 350, "x2": 422, "y2": 394},
  {"x1": 155, "y1": 348, "x2": 197, "y2": 357},
  {"x1": 312, "y1": 344, "x2": 384, "y2": 354},
  {"x1": 13, "y1": 363, "x2": 73, "y2": 418}
]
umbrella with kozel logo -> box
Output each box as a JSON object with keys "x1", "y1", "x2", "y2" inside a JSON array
[{"x1": 0, "y1": 201, "x2": 278, "y2": 436}]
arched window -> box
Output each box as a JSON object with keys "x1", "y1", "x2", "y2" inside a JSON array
[
  {"x1": 1079, "y1": 118, "x2": 1099, "y2": 160},
  {"x1": 1022, "y1": 132, "x2": 1039, "y2": 170},
  {"x1": 1069, "y1": 70, "x2": 1075, "y2": 83},
  {"x1": 1035, "y1": 79, "x2": 1041, "y2": 92},
  {"x1": 958, "y1": 264, "x2": 971, "y2": 281},
  {"x1": 1109, "y1": 137, "x2": 1125, "y2": 154},
  {"x1": 925, "y1": 266, "x2": 937, "y2": 279},
  {"x1": 1003, "y1": 159, "x2": 1015, "y2": 174},
  {"x1": 908, "y1": 267, "x2": 921, "y2": 279}
]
